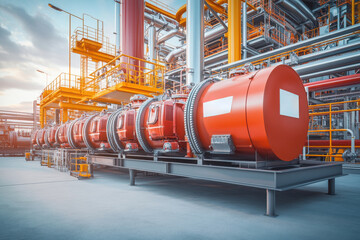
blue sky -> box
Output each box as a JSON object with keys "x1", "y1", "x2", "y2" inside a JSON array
[{"x1": 0, "y1": 0, "x2": 185, "y2": 112}]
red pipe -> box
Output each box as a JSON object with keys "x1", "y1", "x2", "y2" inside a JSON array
[
  {"x1": 307, "y1": 139, "x2": 360, "y2": 146},
  {"x1": 121, "y1": 0, "x2": 144, "y2": 60},
  {"x1": 304, "y1": 73, "x2": 360, "y2": 92}
]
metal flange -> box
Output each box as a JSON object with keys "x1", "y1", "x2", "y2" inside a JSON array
[
  {"x1": 184, "y1": 78, "x2": 219, "y2": 155},
  {"x1": 135, "y1": 97, "x2": 157, "y2": 153},
  {"x1": 82, "y1": 114, "x2": 98, "y2": 152},
  {"x1": 106, "y1": 108, "x2": 124, "y2": 152}
]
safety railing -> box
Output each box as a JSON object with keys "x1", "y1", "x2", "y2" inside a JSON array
[
  {"x1": 71, "y1": 25, "x2": 116, "y2": 57},
  {"x1": 305, "y1": 99, "x2": 360, "y2": 161},
  {"x1": 70, "y1": 157, "x2": 91, "y2": 178},
  {"x1": 85, "y1": 54, "x2": 165, "y2": 93},
  {"x1": 40, "y1": 73, "x2": 81, "y2": 101}
]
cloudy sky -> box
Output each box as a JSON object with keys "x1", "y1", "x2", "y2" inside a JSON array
[{"x1": 0, "y1": 0, "x2": 185, "y2": 113}]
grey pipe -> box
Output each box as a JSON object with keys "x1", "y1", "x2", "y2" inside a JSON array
[
  {"x1": 299, "y1": 62, "x2": 360, "y2": 79},
  {"x1": 277, "y1": 0, "x2": 308, "y2": 24},
  {"x1": 212, "y1": 24, "x2": 360, "y2": 72},
  {"x1": 158, "y1": 29, "x2": 185, "y2": 44},
  {"x1": 298, "y1": 41, "x2": 360, "y2": 64},
  {"x1": 294, "y1": 51, "x2": 360, "y2": 76},
  {"x1": 166, "y1": 24, "x2": 227, "y2": 62},
  {"x1": 242, "y1": 1, "x2": 247, "y2": 59},
  {"x1": 289, "y1": 0, "x2": 317, "y2": 25},
  {"x1": 186, "y1": 0, "x2": 204, "y2": 85},
  {"x1": 344, "y1": 129, "x2": 356, "y2": 154},
  {"x1": 144, "y1": 13, "x2": 177, "y2": 31},
  {"x1": 148, "y1": 25, "x2": 157, "y2": 70}
]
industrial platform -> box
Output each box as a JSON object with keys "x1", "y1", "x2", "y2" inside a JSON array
[{"x1": 1, "y1": 157, "x2": 359, "y2": 240}]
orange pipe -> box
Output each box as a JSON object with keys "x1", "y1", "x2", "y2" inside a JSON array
[
  {"x1": 176, "y1": 0, "x2": 228, "y2": 27},
  {"x1": 145, "y1": 2, "x2": 177, "y2": 20}
]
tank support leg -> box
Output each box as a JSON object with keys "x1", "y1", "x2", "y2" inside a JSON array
[
  {"x1": 129, "y1": 169, "x2": 136, "y2": 186},
  {"x1": 266, "y1": 189, "x2": 276, "y2": 216},
  {"x1": 328, "y1": 178, "x2": 335, "y2": 195},
  {"x1": 89, "y1": 164, "x2": 94, "y2": 178}
]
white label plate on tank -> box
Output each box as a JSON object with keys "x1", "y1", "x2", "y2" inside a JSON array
[
  {"x1": 280, "y1": 89, "x2": 299, "y2": 118},
  {"x1": 203, "y1": 96, "x2": 233, "y2": 118}
]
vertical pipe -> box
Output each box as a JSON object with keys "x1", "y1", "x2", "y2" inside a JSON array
[
  {"x1": 115, "y1": 0, "x2": 121, "y2": 55},
  {"x1": 228, "y1": 0, "x2": 242, "y2": 63},
  {"x1": 186, "y1": 0, "x2": 204, "y2": 85},
  {"x1": 148, "y1": 24, "x2": 157, "y2": 69},
  {"x1": 33, "y1": 100, "x2": 37, "y2": 130},
  {"x1": 69, "y1": 15, "x2": 71, "y2": 78},
  {"x1": 121, "y1": 0, "x2": 144, "y2": 60},
  {"x1": 352, "y1": 0, "x2": 355, "y2": 25},
  {"x1": 242, "y1": 1, "x2": 247, "y2": 59},
  {"x1": 337, "y1": 7, "x2": 341, "y2": 30}
]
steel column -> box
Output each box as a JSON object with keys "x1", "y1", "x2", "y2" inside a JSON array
[
  {"x1": 129, "y1": 169, "x2": 136, "y2": 186},
  {"x1": 186, "y1": 0, "x2": 204, "y2": 85},
  {"x1": 328, "y1": 178, "x2": 335, "y2": 195},
  {"x1": 266, "y1": 189, "x2": 276, "y2": 216},
  {"x1": 228, "y1": 0, "x2": 242, "y2": 63}
]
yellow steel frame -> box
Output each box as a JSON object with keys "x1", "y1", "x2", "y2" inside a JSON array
[
  {"x1": 80, "y1": 54, "x2": 165, "y2": 104},
  {"x1": 306, "y1": 99, "x2": 360, "y2": 161},
  {"x1": 39, "y1": 73, "x2": 106, "y2": 127},
  {"x1": 70, "y1": 157, "x2": 91, "y2": 178},
  {"x1": 352, "y1": 0, "x2": 360, "y2": 25}
]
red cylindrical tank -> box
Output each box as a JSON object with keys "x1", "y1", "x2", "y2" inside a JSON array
[
  {"x1": 107, "y1": 95, "x2": 148, "y2": 152},
  {"x1": 31, "y1": 129, "x2": 39, "y2": 148},
  {"x1": 9, "y1": 131, "x2": 31, "y2": 148},
  {"x1": 136, "y1": 93, "x2": 187, "y2": 153},
  {"x1": 56, "y1": 122, "x2": 71, "y2": 148},
  {"x1": 83, "y1": 111, "x2": 111, "y2": 151},
  {"x1": 185, "y1": 65, "x2": 309, "y2": 161},
  {"x1": 44, "y1": 125, "x2": 59, "y2": 148},
  {"x1": 121, "y1": 0, "x2": 144, "y2": 67},
  {"x1": 68, "y1": 115, "x2": 89, "y2": 149},
  {"x1": 36, "y1": 128, "x2": 46, "y2": 148}
]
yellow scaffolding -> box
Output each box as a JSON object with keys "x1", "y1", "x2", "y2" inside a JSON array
[
  {"x1": 306, "y1": 99, "x2": 360, "y2": 161},
  {"x1": 79, "y1": 54, "x2": 165, "y2": 105}
]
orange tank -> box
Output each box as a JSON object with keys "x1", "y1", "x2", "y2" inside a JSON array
[
  {"x1": 185, "y1": 65, "x2": 309, "y2": 161},
  {"x1": 83, "y1": 111, "x2": 111, "y2": 151},
  {"x1": 107, "y1": 95, "x2": 148, "y2": 152},
  {"x1": 136, "y1": 93, "x2": 187, "y2": 153}
]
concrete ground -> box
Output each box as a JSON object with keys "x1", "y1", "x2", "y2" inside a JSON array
[{"x1": 0, "y1": 157, "x2": 359, "y2": 240}]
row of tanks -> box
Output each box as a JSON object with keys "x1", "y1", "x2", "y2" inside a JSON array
[{"x1": 31, "y1": 65, "x2": 309, "y2": 162}]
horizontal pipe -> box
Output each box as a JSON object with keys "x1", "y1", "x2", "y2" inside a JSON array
[
  {"x1": 212, "y1": 24, "x2": 360, "y2": 72},
  {"x1": 166, "y1": 24, "x2": 227, "y2": 62},
  {"x1": 144, "y1": 13, "x2": 177, "y2": 31},
  {"x1": 158, "y1": 29, "x2": 185, "y2": 44},
  {"x1": 300, "y1": 63, "x2": 360, "y2": 80},
  {"x1": 298, "y1": 41, "x2": 360, "y2": 64},
  {"x1": 58, "y1": 102, "x2": 107, "y2": 111},
  {"x1": 289, "y1": 0, "x2": 317, "y2": 24},
  {"x1": 304, "y1": 74, "x2": 360, "y2": 91}
]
